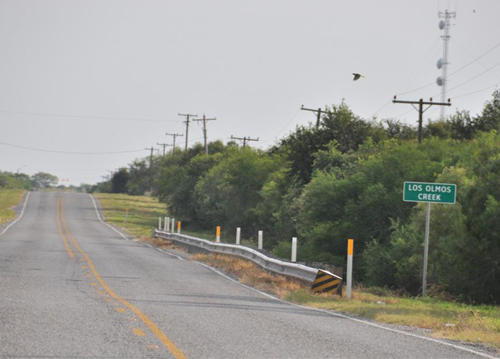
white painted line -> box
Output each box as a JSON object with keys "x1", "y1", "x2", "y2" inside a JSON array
[
  {"x1": 89, "y1": 194, "x2": 129, "y2": 241},
  {"x1": 197, "y1": 262, "x2": 278, "y2": 301},
  {"x1": 196, "y1": 260, "x2": 497, "y2": 359},
  {"x1": 156, "y1": 248, "x2": 185, "y2": 261},
  {"x1": 0, "y1": 192, "x2": 31, "y2": 237}
]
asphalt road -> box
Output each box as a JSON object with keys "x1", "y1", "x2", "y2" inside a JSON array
[{"x1": 0, "y1": 191, "x2": 495, "y2": 359}]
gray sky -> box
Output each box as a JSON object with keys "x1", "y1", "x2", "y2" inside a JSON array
[{"x1": 1, "y1": 0, "x2": 499, "y2": 185}]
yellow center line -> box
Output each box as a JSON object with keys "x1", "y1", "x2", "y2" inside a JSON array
[
  {"x1": 57, "y1": 197, "x2": 187, "y2": 359},
  {"x1": 56, "y1": 198, "x2": 74, "y2": 258}
]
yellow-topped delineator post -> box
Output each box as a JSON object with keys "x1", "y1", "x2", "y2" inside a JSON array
[
  {"x1": 346, "y1": 239, "x2": 354, "y2": 299},
  {"x1": 216, "y1": 226, "x2": 221, "y2": 243},
  {"x1": 177, "y1": 221, "x2": 181, "y2": 234}
]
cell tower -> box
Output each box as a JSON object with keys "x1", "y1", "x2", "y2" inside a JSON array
[{"x1": 436, "y1": 9, "x2": 456, "y2": 120}]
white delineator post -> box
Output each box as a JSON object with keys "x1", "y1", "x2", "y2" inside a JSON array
[
  {"x1": 171, "y1": 218, "x2": 175, "y2": 233},
  {"x1": 236, "y1": 227, "x2": 241, "y2": 245},
  {"x1": 216, "y1": 226, "x2": 221, "y2": 243},
  {"x1": 347, "y1": 238, "x2": 354, "y2": 299},
  {"x1": 291, "y1": 237, "x2": 297, "y2": 262},
  {"x1": 258, "y1": 230, "x2": 263, "y2": 250},
  {"x1": 164, "y1": 217, "x2": 168, "y2": 231},
  {"x1": 158, "y1": 217, "x2": 162, "y2": 230}
]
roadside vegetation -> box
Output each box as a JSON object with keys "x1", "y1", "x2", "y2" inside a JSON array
[
  {"x1": 93, "y1": 193, "x2": 166, "y2": 238},
  {"x1": 93, "y1": 192, "x2": 499, "y2": 351},
  {"x1": 0, "y1": 189, "x2": 25, "y2": 225},
  {"x1": 88, "y1": 90, "x2": 500, "y2": 305}
]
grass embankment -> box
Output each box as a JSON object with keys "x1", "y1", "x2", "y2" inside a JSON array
[
  {"x1": 93, "y1": 193, "x2": 166, "y2": 238},
  {"x1": 94, "y1": 192, "x2": 500, "y2": 352},
  {"x1": 0, "y1": 189, "x2": 25, "y2": 225}
]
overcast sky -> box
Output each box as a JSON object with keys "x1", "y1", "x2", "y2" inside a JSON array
[{"x1": 1, "y1": 0, "x2": 499, "y2": 185}]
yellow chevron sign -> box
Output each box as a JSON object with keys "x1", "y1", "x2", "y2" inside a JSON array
[{"x1": 311, "y1": 269, "x2": 342, "y2": 295}]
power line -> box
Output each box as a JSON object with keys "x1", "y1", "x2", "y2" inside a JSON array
[
  {"x1": 0, "y1": 141, "x2": 145, "y2": 155},
  {"x1": 447, "y1": 61, "x2": 500, "y2": 93},
  {"x1": 0, "y1": 109, "x2": 168, "y2": 123},
  {"x1": 452, "y1": 84, "x2": 499, "y2": 99},
  {"x1": 448, "y1": 40, "x2": 500, "y2": 77},
  {"x1": 178, "y1": 113, "x2": 198, "y2": 150},
  {"x1": 395, "y1": 35, "x2": 500, "y2": 99}
]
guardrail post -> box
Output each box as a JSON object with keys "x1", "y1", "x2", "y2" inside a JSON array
[
  {"x1": 177, "y1": 221, "x2": 181, "y2": 234},
  {"x1": 164, "y1": 217, "x2": 168, "y2": 231},
  {"x1": 347, "y1": 238, "x2": 354, "y2": 299},
  {"x1": 291, "y1": 237, "x2": 297, "y2": 262},
  {"x1": 171, "y1": 218, "x2": 175, "y2": 233},
  {"x1": 258, "y1": 230, "x2": 263, "y2": 250},
  {"x1": 236, "y1": 227, "x2": 241, "y2": 245},
  {"x1": 216, "y1": 226, "x2": 221, "y2": 243},
  {"x1": 158, "y1": 216, "x2": 162, "y2": 230}
]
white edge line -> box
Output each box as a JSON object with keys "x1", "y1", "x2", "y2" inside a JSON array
[
  {"x1": 88, "y1": 194, "x2": 184, "y2": 262},
  {"x1": 89, "y1": 193, "x2": 496, "y2": 358},
  {"x1": 197, "y1": 260, "x2": 498, "y2": 359},
  {"x1": 88, "y1": 194, "x2": 129, "y2": 241},
  {"x1": 0, "y1": 191, "x2": 31, "y2": 236}
]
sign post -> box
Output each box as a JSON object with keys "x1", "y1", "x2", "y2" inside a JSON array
[{"x1": 403, "y1": 181, "x2": 456, "y2": 296}]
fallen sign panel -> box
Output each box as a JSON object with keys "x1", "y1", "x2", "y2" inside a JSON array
[
  {"x1": 311, "y1": 269, "x2": 342, "y2": 295},
  {"x1": 403, "y1": 181, "x2": 456, "y2": 204}
]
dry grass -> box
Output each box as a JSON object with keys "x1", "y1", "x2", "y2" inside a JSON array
[
  {"x1": 140, "y1": 237, "x2": 187, "y2": 254},
  {"x1": 287, "y1": 287, "x2": 500, "y2": 351},
  {"x1": 191, "y1": 253, "x2": 304, "y2": 298},
  {"x1": 92, "y1": 192, "x2": 499, "y2": 352},
  {"x1": 190, "y1": 252, "x2": 499, "y2": 352},
  {"x1": 0, "y1": 189, "x2": 25, "y2": 225}
]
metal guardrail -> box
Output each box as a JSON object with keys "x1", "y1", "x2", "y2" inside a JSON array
[{"x1": 154, "y1": 229, "x2": 320, "y2": 283}]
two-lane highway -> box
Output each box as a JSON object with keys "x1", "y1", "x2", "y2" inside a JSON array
[{"x1": 0, "y1": 192, "x2": 494, "y2": 358}]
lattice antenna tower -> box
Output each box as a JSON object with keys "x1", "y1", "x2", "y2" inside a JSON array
[{"x1": 436, "y1": 9, "x2": 456, "y2": 120}]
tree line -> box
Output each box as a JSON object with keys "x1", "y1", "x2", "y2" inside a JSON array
[
  {"x1": 0, "y1": 171, "x2": 59, "y2": 190},
  {"x1": 90, "y1": 91, "x2": 500, "y2": 304}
]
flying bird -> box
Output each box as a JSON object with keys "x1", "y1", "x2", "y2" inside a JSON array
[{"x1": 352, "y1": 73, "x2": 365, "y2": 81}]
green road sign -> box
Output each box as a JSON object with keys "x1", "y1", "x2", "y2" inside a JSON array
[{"x1": 403, "y1": 181, "x2": 456, "y2": 204}]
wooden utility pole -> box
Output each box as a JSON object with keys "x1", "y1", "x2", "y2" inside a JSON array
[
  {"x1": 392, "y1": 96, "x2": 451, "y2": 144},
  {"x1": 145, "y1": 146, "x2": 155, "y2": 192},
  {"x1": 178, "y1": 113, "x2": 198, "y2": 150},
  {"x1": 301, "y1": 105, "x2": 329, "y2": 128},
  {"x1": 230, "y1": 135, "x2": 259, "y2": 148},
  {"x1": 165, "y1": 132, "x2": 184, "y2": 151},
  {"x1": 156, "y1": 142, "x2": 172, "y2": 156},
  {"x1": 193, "y1": 114, "x2": 216, "y2": 154}
]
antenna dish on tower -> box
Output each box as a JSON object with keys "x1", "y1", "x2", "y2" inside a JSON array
[
  {"x1": 436, "y1": 77, "x2": 443, "y2": 86},
  {"x1": 439, "y1": 20, "x2": 446, "y2": 29},
  {"x1": 436, "y1": 58, "x2": 443, "y2": 69}
]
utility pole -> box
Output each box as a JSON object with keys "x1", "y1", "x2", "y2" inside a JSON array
[
  {"x1": 193, "y1": 114, "x2": 216, "y2": 155},
  {"x1": 301, "y1": 105, "x2": 329, "y2": 128},
  {"x1": 165, "y1": 132, "x2": 184, "y2": 151},
  {"x1": 156, "y1": 142, "x2": 172, "y2": 156},
  {"x1": 230, "y1": 135, "x2": 259, "y2": 148},
  {"x1": 145, "y1": 146, "x2": 154, "y2": 168},
  {"x1": 145, "y1": 146, "x2": 154, "y2": 192},
  {"x1": 178, "y1": 113, "x2": 198, "y2": 150},
  {"x1": 392, "y1": 96, "x2": 451, "y2": 144}
]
